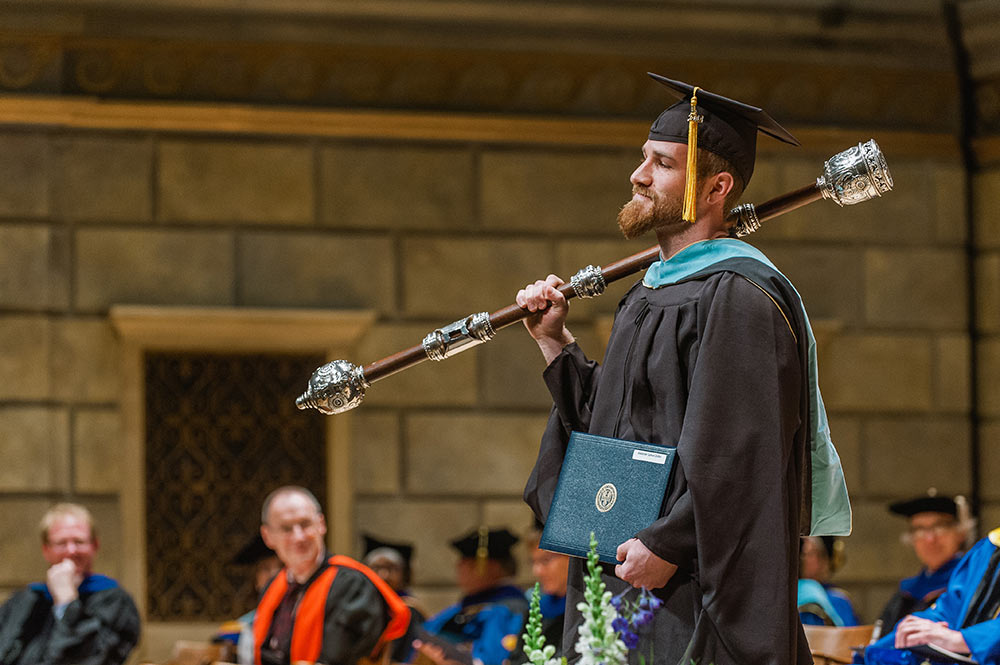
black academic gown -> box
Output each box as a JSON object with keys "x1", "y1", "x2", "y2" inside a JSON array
[
  {"x1": 524, "y1": 262, "x2": 813, "y2": 665},
  {"x1": 0, "y1": 580, "x2": 140, "y2": 665}
]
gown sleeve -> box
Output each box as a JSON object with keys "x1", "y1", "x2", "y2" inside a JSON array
[
  {"x1": 44, "y1": 587, "x2": 141, "y2": 665},
  {"x1": 523, "y1": 342, "x2": 602, "y2": 523},
  {"x1": 319, "y1": 568, "x2": 388, "y2": 665}
]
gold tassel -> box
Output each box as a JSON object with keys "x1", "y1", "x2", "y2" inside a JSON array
[
  {"x1": 476, "y1": 525, "x2": 489, "y2": 575},
  {"x1": 683, "y1": 87, "x2": 703, "y2": 223}
]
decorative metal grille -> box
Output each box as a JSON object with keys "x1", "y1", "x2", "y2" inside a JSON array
[{"x1": 144, "y1": 352, "x2": 326, "y2": 621}]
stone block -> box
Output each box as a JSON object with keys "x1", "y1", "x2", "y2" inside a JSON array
[
  {"x1": 356, "y1": 323, "x2": 477, "y2": 408},
  {"x1": 861, "y1": 417, "x2": 970, "y2": 496},
  {"x1": 932, "y1": 163, "x2": 967, "y2": 245},
  {"x1": 52, "y1": 319, "x2": 119, "y2": 403},
  {"x1": 482, "y1": 499, "x2": 535, "y2": 538},
  {"x1": 479, "y1": 330, "x2": 553, "y2": 409},
  {"x1": 981, "y1": 504, "x2": 1000, "y2": 537},
  {"x1": 480, "y1": 148, "x2": 635, "y2": 235},
  {"x1": 864, "y1": 248, "x2": 967, "y2": 329},
  {"x1": 410, "y1": 588, "x2": 457, "y2": 617},
  {"x1": 741, "y1": 157, "x2": 783, "y2": 205},
  {"x1": 406, "y1": 413, "x2": 547, "y2": 495},
  {"x1": 73, "y1": 408, "x2": 123, "y2": 494},
  {"x1": 402, "y1": 237, "x2": 550, "y2": 318},
  {"x1": 238, "y1": 232, "x2": 393, "y2": 311},
  {"x1": 158, "y1": 139, "x2": 313, "y2": 224},
  {"x1": 978, "y1": 253, "x2": 1000, "y2": 333},
  {"x1": 352, "y1": 411, "x2": 401, "y2": 495},
  {"x1": 76, "y1": 229, "x2": 233, "y2": 309},
  {"x1": 828, "y1": 416, "x2": 861, "y2": 495},
  {"x1": 981, "y1": 338, "x2": 1000, "y2": 417},
  {"x1": 52, "y1": 135, "x2": 152, "y2": 222},
  {"x1": 982, "y1": 422, "x2": 1000, "y2": 501},
  {"x1": 762, "y1": 245, "x2": 863, "y2": 325},
  {"x1": 0, "y1": 224, "x2": 70, "y2": 310},
  {"x1": 0, "y1": 406, "x2": 70, "y2": 492},
  {"x1": 821, "y1": 334, "x2": 933, "y2": 412},
  {"x1": 0, "y1": 499, "x2": 51, "y2": 585},
  {"x1": 354, "y1": 498, "x2": 478, "y2": 585},
  {"x1": 86, "y1": 498, "x2": 125, "y2": 581},
  {"x1": 836, "y1": 499, "x2": 920, "y2": 582},
  {"x1": 0, "y1": 133, "x2": 48, "y2": 217},
  {"x1": 974, "y1": 169, "x2": 1000, "y2": 250},
  {"x1": 935, "y1": 335, "x2": 971, "y2": 413},
  {"x1": 554, "y1": 237, "x2": 655, "y2": 319},
  {"x1": 0, "y1": 316, "x2": 51, "y2": 400},
  {"x1": 320, "y1": 144, "x2": 474, "y2": 230}
]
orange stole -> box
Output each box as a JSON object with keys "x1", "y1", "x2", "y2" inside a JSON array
[{"x1": 254, "y1": 556, "x2": 411, "y2": 665}]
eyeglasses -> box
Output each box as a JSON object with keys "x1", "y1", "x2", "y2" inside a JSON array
[{"x1": 906, "y1": 522, "x2": 958, "y2": 541}]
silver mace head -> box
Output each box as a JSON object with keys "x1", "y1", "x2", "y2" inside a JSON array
[{"x1": 295, "y1": 359, "x2": 369, "y2": 415}]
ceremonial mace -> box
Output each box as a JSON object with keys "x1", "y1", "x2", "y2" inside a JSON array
[{"x1": 297, "y1": 139, "x2": 893, "y2": 415}]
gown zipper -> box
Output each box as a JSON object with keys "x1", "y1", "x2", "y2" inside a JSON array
[{"x1": 613, "y1": 299, "x2": 650, "y2": 438}]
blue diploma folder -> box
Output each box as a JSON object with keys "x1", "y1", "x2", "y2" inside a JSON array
[{"x1": 539, "y1": 431, "x2": 677, "y2": 564}]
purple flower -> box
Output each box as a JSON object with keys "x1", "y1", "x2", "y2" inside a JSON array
[
  {"x1": 621, "y1": 629, "x2": 640, "y2": 649},
  {"x1": 612, "y1": 616, "x2": 629, "y2": 634},
  {"x1": 634, "y1": 609, "x2": 654, "y2": 627}
]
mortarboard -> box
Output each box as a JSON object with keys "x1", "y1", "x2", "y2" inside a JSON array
[
  {"x1": 362, "y1": 533, "x2": 414, "y2": 567},
  {"x1": 646, "y1": 73, "x2": 800, "y2": 222},
  {"x1": 889, "y1": 491, "x2": 959, "y2": 518},
  {"x1": 450, "y1": 526, "x2": 519, "y2": 571},
  {"x1": 230, "y1": 532, "x2": 276, "y2": 566}
]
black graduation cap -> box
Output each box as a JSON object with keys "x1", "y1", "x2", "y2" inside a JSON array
[
  {"x1": 450, "y1": 527, "x2": 519, "y2": 560},
  {"x1": 889, "y1": 492, "x2": 958, "y2": 518},
  {"x1": 646, "y1": 73, "x2": 800, "y2": 189},
  {"x1": 363, "y1": 533, "x2": 415, "y2": 567},
  {"x1": 230, "y1": 532, "x2": 276, "y2": 566}
]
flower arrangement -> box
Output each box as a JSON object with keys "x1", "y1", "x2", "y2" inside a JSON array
[{"x1": 522, "y1": 532, "x2": 663, "y2": 665}]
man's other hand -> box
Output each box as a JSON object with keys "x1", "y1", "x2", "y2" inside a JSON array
[
  {"x1": 894, "y1": 615, "x2": 970, "y2": 654},
  {"x1": 615, "y1": 538, "x2": 677, "y2": 590}
]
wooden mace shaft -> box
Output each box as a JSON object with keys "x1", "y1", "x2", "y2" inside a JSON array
[{"x1": 362, "y1": 181, "x2": 823, "y2": 384}]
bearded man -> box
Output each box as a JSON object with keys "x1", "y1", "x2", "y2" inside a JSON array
[{"x1": 517, "y1": 74, "x2": 851, "y2": 664}]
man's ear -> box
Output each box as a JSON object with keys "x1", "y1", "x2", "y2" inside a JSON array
[
  {"x1": 704, "y1": 171, "x2": 735, "y2": 205},
  {"x1": 260, "y1": 524, "x2": 273, "y2": 549}
]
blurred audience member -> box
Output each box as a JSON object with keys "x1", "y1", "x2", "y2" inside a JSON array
[
  {"x1": 798, "y1": 535, "x2": 860, "y2": 626},
  {"x1": 865, "y1": 526, "x2": 1000, "y2": 665},
  {"x1": 509, "y1": 526, "x2": 569, "y2": 664},
  {"x1": 415, "y1": 527, "x2": 528, "y2": 665},
  {"x1": 0, "y1": 503, "x2": 140, "y2": 665},
  {"x1": 254, "y1": 486, "x2": 409, "y2": 665},
  {"x1": 363, "y1": 534, "x2": 427, "y2": 662},
  {"x1": 876, "y1": 491, "x2": 971, "y2": 635},
  {"x1": 214, "y1": 532, "x2": 282, "y2": 664}
]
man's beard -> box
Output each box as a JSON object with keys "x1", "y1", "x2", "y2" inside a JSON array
[{"x1": 617, "y1": 186, "x2": 686, "y2": 239}]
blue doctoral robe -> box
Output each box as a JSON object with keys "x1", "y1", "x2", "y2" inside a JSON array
[
  {"x1": 423, "y1": 584, "x2": 528, "y2": 665},
  {"x1": 867, "y1": 529, "x2": 1000, "y2": 665}
]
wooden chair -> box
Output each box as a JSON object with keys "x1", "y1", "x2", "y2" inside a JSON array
[
  {"x1": 169, "y1": 640, "x2": 223, "y2": 665},
  {"x1": 803, "y1": 624, "x2": 875, "y2": 664}
]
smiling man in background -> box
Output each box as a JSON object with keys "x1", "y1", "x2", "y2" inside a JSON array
[{"x1": 0, "y1": 503, "x2": 140, "y2": 665}]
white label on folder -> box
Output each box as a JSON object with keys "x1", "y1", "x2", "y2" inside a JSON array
[{"x1": 632, "y1": 450, "x2": 667, "y2": 464}]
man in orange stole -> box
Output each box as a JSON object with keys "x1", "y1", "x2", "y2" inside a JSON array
[{"x1": 253, "y1": 486, "x2": 410, "y2": 665}]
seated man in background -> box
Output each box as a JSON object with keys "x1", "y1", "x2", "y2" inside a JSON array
[
  {"x1": 214, "y1": 532, "x2": 282, "y2": 664},
  {"x1": 363, "y1": 534, "x2": 427, "y2": 662},
  {"x1": 0, "y1": 503, "x2": 140, "y2": 665},
  {"x1": 416, "y1": 527, "x2": 529, "y2": 665},
  {"x1": 865, "y1": 526, "x2": 1000, "y2": 665},
  {"x1": 798, "y1": 535, "x2": 860, "y2": 626},
  {"x1": 877, "y1": 492, "x2": 970, "y2": 635},
  {"x1": 254, "y1": 486, "x2": 410, "y2": 665},
  {"x1": 509, "y1": 524, "x2": 569, "y2": 664}
]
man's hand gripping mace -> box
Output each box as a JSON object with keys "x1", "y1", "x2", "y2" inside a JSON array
[{"x1": 297, "y1": 139, "x2": 893, "y2": 415}]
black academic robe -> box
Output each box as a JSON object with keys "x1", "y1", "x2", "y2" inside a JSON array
[
  {"x1": 524, "y1": 262, "x2": 813, "y2": 665},
  {"x1": 0, "y1": 581, "x2": 140, "y2": 665}
]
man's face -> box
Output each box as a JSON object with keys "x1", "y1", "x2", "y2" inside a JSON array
[
  {"x1": 261, "y1": 492, "x2": 327, "y2": 578},
  {"x1": 367, "y1": 554, "x2": 405, "y2": 591},
  {"x1": 531, "y1": 546, "x2": 569, "y2": 597},
  {"x1": 617, "y1": 140, "x2": 688, "y2": 239},
  {"x1": 908, "y1": 511, "x2": 965, "y2": 571},
  {"x1": 42, "y1": 515, "x2": 97, "y2": 576}
]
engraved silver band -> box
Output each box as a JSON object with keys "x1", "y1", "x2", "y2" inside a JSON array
[{"x1": 570, "y1": 264, "x2": 607, "y2": 299}]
